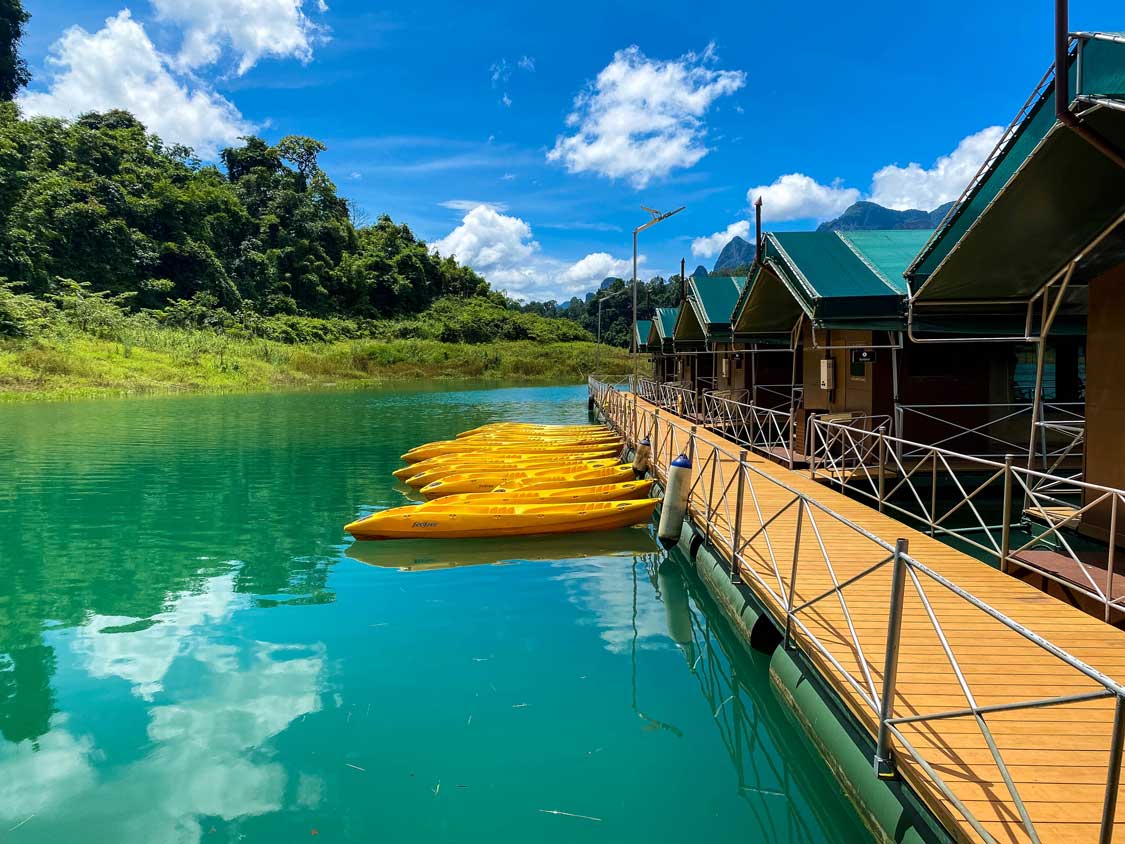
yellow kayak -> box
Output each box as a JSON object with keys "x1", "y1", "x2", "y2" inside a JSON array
[
  {"x1": 437, "y1": 479, "x2": 654, "y2": 505},
  {"x1": 405, "y1": 457, "x2": 619, "y2": 489},
  {"x1": 392, "y1": 448, "x2": 620, "y2": 480},
  {"x1": 402, "y1": 439, "x2": 622, "y2": 463},
  {"x1": 497, "y1": 467, "x2": 638, "y2": 491},
  {"x1": 421, "y1": 464, "x2": 633, "y2": 498},
  {"x1": 456, "y1": 423, "x2": 607, "y2": 439},
  {"x1": 459, "y1": 431, "x2": 620, "y2": 443},
  {"x1": 344, "y1": 498, "x2": 659, "y2": 541}
]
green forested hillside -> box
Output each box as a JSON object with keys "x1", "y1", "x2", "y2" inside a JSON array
[{"x1": 0, "y1": 104, "x2": 598, "y2": 348}]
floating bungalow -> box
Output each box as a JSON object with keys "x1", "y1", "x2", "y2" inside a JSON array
[
  {"x1": 631, "y1": 20, "x2": 1125, "y2": 621},
  {"x1": 596, "y1": 11, "x2": 1125, "y2": 844},
  {"x1": 668, "y1": 275, "x2": 745, "y2": 414}
]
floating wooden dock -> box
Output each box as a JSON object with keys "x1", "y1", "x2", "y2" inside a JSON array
[{"x1": 599, "y1": 389, "x2": 1125, "y2": 844}]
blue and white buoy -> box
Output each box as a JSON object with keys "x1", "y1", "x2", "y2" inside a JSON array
[{"x1": 657, "y1": 453, "x2": 692, "y2": 548}]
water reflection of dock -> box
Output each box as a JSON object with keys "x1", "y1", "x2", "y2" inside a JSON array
[{"x1": 638, "y1": 552, "x2": 864, "y2": 843}]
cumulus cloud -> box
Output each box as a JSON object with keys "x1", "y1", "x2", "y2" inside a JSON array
[
  {"x1": 432, "y1": 205, "x2": 637, "y2": 300},
  {"x1": 558, "y1": 252, "x2": 632, "y2": 286},
  {"x1": 741, "y1": 127, "x2": 1003, "y2": 223},
  {"x1": 151, "y1": 0, "x2": 329, "y2": 75},
  {"x1": 690, "y1": 126, "x2": 1004, "y2": 260},
  {"x1": 691, "y1": 219, "x2": 750, "y2": 259},
  {"x1": 869, "y1": 125, "x2": 1004, "y2": 210},
  {"x1": 548, "y1": 43, "x2": 745, "y2": 188},
  {"x1": 18, "y1": 11, "x2": 251, "y2": 158},
  {"x1": 746, "y1": 173, "x2": 860, "y2": 223}
]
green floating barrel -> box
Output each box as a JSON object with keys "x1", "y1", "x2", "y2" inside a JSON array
[
  {"x1": 668, "y1": 515, "x2": 951, "y2": 844},
  {"x1": 769, "y1": 646, "x2": 951, "y2": 844}
]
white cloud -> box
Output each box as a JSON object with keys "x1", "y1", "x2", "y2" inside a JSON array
[
  {"x1": 692, "y1": 219, "x2": 750, "y2": 259},
  {"x1": 432, "y1": 205, "x2": 637, "y2": 300},
  {"x1": 518, "y1": 55, "x2": 535, "y2": 72},
  {"x1": 439, "y1": 199, "x2": 508, "y2": 212},
  {"x1": 869, "y1": 125, "x2": 1004, "y2": 210},
  {"x1": 500, "y1": 93, "x2": 512, "y2": 108},
  {"x1": 548, "y1": 43, "x2": 745, "y2": 188},
  {"x1": 558, "y1": 252, "x2": 632, "y2": 286},
  {"x1": 691, "y1": 126, "x2": 1004, "y2": 257},
  {"x1": 18, "y1": 11, "x2": 251, "y2": 158},
  {"x1": 746, "y1": 173, "x2": 860, "y2": 223},
  {"x1": 151, "y1": 0, "x2": 329, "y2": 76},
  {"x1": 490, "y1": 58, "x2": 511, "y2": 85},
  {"x1": 432, "y1": 205, "x2": 539, "y2": 277}
]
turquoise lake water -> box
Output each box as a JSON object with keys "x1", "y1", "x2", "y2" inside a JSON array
[{"x1": 0, "y1": 383, "x2": 869, "y2": 842}]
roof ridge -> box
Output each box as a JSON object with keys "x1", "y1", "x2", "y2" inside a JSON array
[{"x1": 834, "y1": 231, "x2": 903, "y2": 296}]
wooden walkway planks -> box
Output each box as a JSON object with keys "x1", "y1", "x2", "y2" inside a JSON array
[{"x1": 606, "y1": 392, "x2": 1125, "y2": 844}]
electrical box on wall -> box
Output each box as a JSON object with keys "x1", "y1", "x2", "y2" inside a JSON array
[{"x1": 819, "y1": 358, "x2": 836, "y2": 390}]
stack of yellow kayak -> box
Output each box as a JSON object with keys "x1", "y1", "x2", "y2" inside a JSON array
[{"x1": 345, "y1": 422, "x2": 658, "y2": 541}]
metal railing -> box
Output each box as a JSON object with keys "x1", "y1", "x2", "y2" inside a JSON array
[
  {"x1": 809, "y1": 416, "x2": 1124, "y2": 624},
  {"x1": 590, "y1": 378, "x2": 1125, "y2": 844},
  {"x1": 701, "y1": 392, "x2": 799, "y2": 467},
  {"x1": 636, "y1": 376, "x2": 662, "y2": 403},
  {"x1": 894, "y1": 402, "x2": 1086, "y2": 464}
]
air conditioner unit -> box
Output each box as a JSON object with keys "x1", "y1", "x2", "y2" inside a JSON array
[{"x1": 819, "y1": 358, "x2": 836, "y2": 391}]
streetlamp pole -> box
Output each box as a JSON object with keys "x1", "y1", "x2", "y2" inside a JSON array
[{"x1": 631, "y1": 205, "x2": 685, "y2": 354}]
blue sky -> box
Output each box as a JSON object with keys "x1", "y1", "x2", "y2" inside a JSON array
[{"x1": 18, "y1": 0, "x2": 1125, "y2": 301}]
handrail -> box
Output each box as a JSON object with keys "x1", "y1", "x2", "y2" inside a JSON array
[
  {"x1": 894, "y1": 401, "x2": 1086, "y2": 463},
  {"x1": 809, "y1": 415, "x2": 1121, "y2": 624},
  {"x1": 589, "y1": 378, "x2": 1125, "y2": 844}
]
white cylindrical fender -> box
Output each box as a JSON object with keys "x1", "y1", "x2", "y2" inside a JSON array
[
  {"x1": 657, "y1": 453, "x2": 692, "y2": 548},
  {"x1": 631, "y1": 437, "x2": 651, "y2": 476}
]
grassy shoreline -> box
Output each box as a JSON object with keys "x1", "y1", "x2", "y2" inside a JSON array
[{"x1": 0, "y1": 330, "x2": 635, "y2": 402}]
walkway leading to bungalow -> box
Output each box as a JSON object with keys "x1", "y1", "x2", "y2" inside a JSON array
[{"x1": 593, "y1": 381, "x2": 1125, "y2": 844}]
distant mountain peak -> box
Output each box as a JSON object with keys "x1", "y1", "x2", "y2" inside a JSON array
[
  {"x1": 691, "y1": 265, "x2": 709, "y2": 279},
  {"x1": 712, "y1": 235, "x2": 755, "y2": 274},
  {"x1": 816, "y1": 200, "x2": 955, "y2": 232}
]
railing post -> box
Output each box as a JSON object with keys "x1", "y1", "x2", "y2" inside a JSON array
[
  {"x1": 809, "y1": 419, "x2": 818, "y2": 480},
  {"x1": 874, "y1": 537, "x2": 909, "y2": 778},
  {"x1": 631, "y1": 392, "x2": 638, "y2": 446},
  {"x1": 877, "y1": 426, "x2": 887, "y2": 513},
  {"x1": 689, "y1": 425, "x2": 698, "y2": 466},
  {"x1": 929, "y1": 455, "x2": 938, "y2": 537},
  {"x1": 731, "y1": 451, "x2": 746, "y2": 584},
  {"x1": 706, "y1": 449, "x2": 718, "y2": 546},
  {"x1": 1099, "y1": 695, "x2": 1125, "y2": 844},
  {"x1": 783, "y1": 497, "x2": 805, "y2": 650},
  {"x1": 1000, "y1": 454, "x2": 1014, "y2": 574},
  {"x1": 1107, "y1": 496, "x2": 1118, "y2": 624}
]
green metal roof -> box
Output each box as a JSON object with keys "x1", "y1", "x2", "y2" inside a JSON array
[
  {"x1": 674, "y1": 276, "x2": 745, "y2": 346},
  {"x1": 649, "y1": 307, "x2": 679, "y2": 353},
  {"x1": 732, "y1": 230, "x2": 924, "y2": 337},
  {"x1": 634, "y1": 319, "x2": 652, "y2": 351},
  {"x1": 908, "y1": 33, "x2": 1125, "y2": 306}
]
